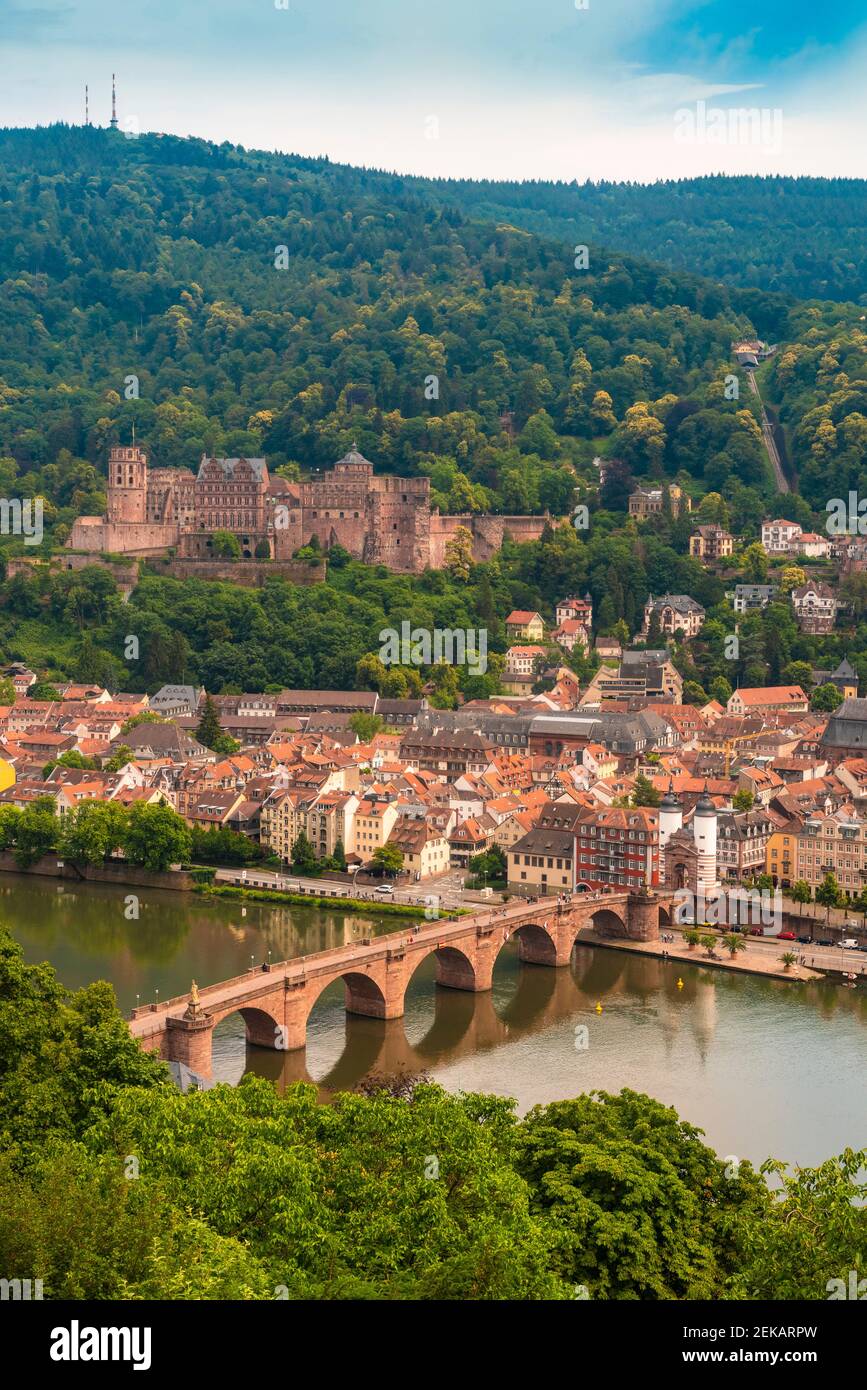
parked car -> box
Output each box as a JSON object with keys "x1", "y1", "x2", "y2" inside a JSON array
[
  {"x1": 841, "y1": 938, "x2": 859, "y2": 950},
  {"x1": 749, "y1": 927, "x2": 764, "y2": 936},
  {"x1": 778, "y1": 931, "x2": 796, "y2": 941},
  {"x1": 797, "y1": 935, "x2": 812, "y2": 944},
  {"x1": 818, "y1": 939, "x2": 833, "y2": 947},
  {"x1": 374, "y1": 883, "x2": 394, "y2": 895}
]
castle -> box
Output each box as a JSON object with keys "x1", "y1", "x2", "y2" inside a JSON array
[{"x1": 67, "y1": 445, "x2": 550, "y2": 574}]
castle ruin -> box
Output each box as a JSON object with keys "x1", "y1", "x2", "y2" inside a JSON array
[{"x1": 67, "y1": 444, "x2": 551, "y2": 574}]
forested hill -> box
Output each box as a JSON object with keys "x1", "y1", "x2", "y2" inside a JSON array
[
  {"x1": 416, "y1": 174, "x2": 867, "y2": 306},
  {"x1": 0, "y1": 123, "x2": 786, "y2": 526},
  {"x1": 3, "y1": 126, "x2": 866, "y2": 301},
  {"x1": 0, "y1": 124, "x2": 864, "y2": 530}
]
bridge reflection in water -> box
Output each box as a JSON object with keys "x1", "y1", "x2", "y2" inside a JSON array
[{"x1": 209, "y1": 938, "x2": 721, "y2": 1096}]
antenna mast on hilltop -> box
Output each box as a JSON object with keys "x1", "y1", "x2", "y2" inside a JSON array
[
  {"x1": 110, "y1": 74, "x2": 118, "y2": 130},
  {"x1": 85, "y1": 85, "x2": 89, "y2": 126}
]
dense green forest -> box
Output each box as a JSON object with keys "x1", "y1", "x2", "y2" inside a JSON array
[
  {"x1": 1, "y1": 126, "x2": 864, "y2": 538},
  {"x1": 0, "y1": 931, "x2": 863, "y2": 1299},
  {"x1": 0, "y1": 123, "x2": 794, "y2": 532},
  {"x1": 418, "y1": 173, "x2": 867, "y2": 305}
]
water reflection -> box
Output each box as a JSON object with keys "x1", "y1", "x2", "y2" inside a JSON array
[
  {"x1": 7, "y1": 871, "x2": 866, "y2": 1168},
  {"x1": 210, "y1": 940, "x2": 866, "y2": 1167},
  {"x1": 4, "y1": 872, "x2": 399, "y2": 1011}
]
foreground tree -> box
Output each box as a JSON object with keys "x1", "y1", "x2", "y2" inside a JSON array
[
  {"x1": 791, "y1": 879, "x2": 812, "y2": 917},
  {"x1": 290, "y1": 831, "x2": 318, "y2": 877},
  {"x1": 372, "y1": 843, "x2": 404, "y2": 877},
  {"x1": 13, "y1": 797, "x2": 59, "y2": 868},
  {"x1": 721, "y1": 933, "x2": 747, "y2": 959},
  {"x1": 731, "y1": 1149, "x2": 867, "y2": 1300},
  {"x1": 123, "y1": 802, "x2": 191, "y2": 873},
  {"x1": 514, "y1": 1090, "x2": 766, "y2": 1300},
  {"x1": 59, "y1": 801, "x2": 129, "y2": 866}
]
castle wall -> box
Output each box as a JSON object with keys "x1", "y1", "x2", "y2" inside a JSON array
[
  {"x1": 368, "y1": 476, "x2": 430, "y2": 572},
  {"x1": 7, "y1": 553, "x2": 140, "y2": 598},
  {"x1": 500, "y1": 515, "x2": 551, "y2": 545},
  {"x1": 67, "y1": 517, "x2": 177, "y2": 555},
  {"x1": 148, "y1": 557, "x2": 326, "y2": 587},
  {"x1": 428, "y1": 513, "x2": 551, "y2": 568}
]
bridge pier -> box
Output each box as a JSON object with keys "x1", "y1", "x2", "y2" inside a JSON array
[
  {"x1": 166, "y1": 1012, "x2": 216, "y2": 1076},
  {"x1": 626, "y1": 891, "x2": 660, "y2": 942}
]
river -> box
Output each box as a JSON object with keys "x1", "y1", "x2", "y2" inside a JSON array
[{"x1": 5, "y1": 873, "x2": 865, "y2": 1168}]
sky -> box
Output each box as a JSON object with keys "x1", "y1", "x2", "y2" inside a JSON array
[{"x1": 2, "y1": 0, "x2": 866, "y2": 181}]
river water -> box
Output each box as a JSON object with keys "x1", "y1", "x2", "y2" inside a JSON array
[{"x1": 6, "y1": 873, "x2": 865, "y2": 1168}]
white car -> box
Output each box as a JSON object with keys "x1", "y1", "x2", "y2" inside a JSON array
[{"x1": 374, "y1": 883, "x2": 394, "y2": 895}]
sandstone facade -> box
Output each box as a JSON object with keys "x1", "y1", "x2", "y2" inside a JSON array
[{"x1": 67, "y1": 444, "x2": 551, "y2": 573}]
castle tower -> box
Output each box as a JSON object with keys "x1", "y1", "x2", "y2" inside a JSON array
[
  {"x1": 658, "y1": 780, "x2": 683, "y2": 884},
  {"x1": 693, "y1": 782, "x2": 719, "y2": 896},
  {"x1": 106, "y1": 445, "x2": 148, "y2": 525},
  {"x1": 110, "y1": 74, "x2": 119, "y2": 130}
]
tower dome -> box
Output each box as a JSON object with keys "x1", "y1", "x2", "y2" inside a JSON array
[{"x1": 695, "y1": 782, "x2": 717, "y2": 816}]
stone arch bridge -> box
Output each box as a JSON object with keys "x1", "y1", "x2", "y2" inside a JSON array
[{"x1": 129, "y1": 888, "x2": 675, "y2": 1076}]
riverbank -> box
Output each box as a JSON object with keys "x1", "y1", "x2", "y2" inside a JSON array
[
  {"x1": 195, "y1": 881, "x2": 462, "y2": 919},
  {"x1": 0, "y1": 851, "x2": 194, "y2": 892},
  {"x1": 578, "y1": 928, "x2": 823, "y2": 984}
]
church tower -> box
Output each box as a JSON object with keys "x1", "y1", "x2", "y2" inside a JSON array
[{"x1": 107, "y1": 445, "x2": 148, "y2": 524}]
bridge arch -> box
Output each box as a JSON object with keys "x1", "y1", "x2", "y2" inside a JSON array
[
  {"x1": 508, "y1": 920, "x2": 559, "y2": 966},
  {"x1": 588, "y1": 906, "x2": 629, "y2": 939},
  {"x1": 402, "y1": 946, "x2": 479, "y2": 1055},
  {"x1": 306, "y1": 969, "x2": 389, "y2": 1022},
  {"x1": 431, "y1": 944, "x2": 477, "y2": 992},
  {"x1": 211, "y1": 1003, "x2": 282, "y2": 1050}
]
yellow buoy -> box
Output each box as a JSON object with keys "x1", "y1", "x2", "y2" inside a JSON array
[
  {"x1": 677, "y1": 977, "x2": 684, "y2": 990},
  {"x1": 595, "y1": 1001, "x2": 603, "y2": 1014}
]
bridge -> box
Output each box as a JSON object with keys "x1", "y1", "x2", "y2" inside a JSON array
[{"x1": 129, "y1": 888, "x2": 676, "y2": 1076}]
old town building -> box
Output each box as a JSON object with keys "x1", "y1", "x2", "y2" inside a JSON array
[
  {"x1": 791, "y1": 581, "x2": 838, "y2": 634},
  {"x1": 689, "y1": 525, "x2": 734, "y2": 561},
  {"x1": 629, "y1": 484, "x2": 691, "y2": 519}
]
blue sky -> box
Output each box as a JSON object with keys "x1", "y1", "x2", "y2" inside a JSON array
[{"x1": 2, "y1": 0, "x2": 866, "y2": 179}]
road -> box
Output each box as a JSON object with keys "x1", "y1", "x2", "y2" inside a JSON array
[
  {"x1": 214, "y1": 865, "x2": 473, "y2": 911},
  {"x1": 748, "y1": 369, "x2": 789, "y2": 493},
  {"x1": 676, "y1": 925, "x2": 867, "y2": 976}
]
